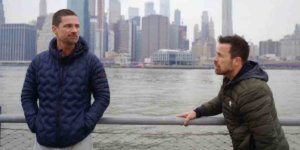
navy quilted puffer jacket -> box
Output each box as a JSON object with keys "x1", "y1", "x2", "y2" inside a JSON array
[{"x1": 21, "y1": 37, "x2": 110, "y2": 148}]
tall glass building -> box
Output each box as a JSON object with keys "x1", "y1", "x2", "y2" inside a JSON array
[
  {"x1": 159, "y1": 0, "x2": 170, "y2": 19},
  {"x1": 67, "y1": 0, "x2": 90, "y2": 43},
  {"x1": 0, "y1": 0, "x2": 5, "y2": 24},
  {"x1": 222, "y1": 0, "x2": 233, "y2": 36},
  {"x1": 0, "y1": 24, "x2": 37, "y2": 61}
]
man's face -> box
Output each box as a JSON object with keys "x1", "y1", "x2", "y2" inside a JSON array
[
  {"x1": 52, "y1": 15, "x2": 80, "y2": 45},
  {"x1": 214, "y1": 43, "x2": 235, "y2": 76}
]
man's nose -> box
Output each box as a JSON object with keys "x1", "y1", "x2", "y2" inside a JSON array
[
  {"x1": 213, "y1": 56, "x2": 218, "y2": 62},
  {"x1": 71, "y1": 26, "x2": 79, "y2": 33}
]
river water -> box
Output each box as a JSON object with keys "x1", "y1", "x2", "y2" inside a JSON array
[{"x1": 1, "y1": 66, "x2": 300, "y2": 149}]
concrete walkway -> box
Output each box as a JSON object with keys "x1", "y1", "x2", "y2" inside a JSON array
[{"x1": 1, "y1": 126, "x2": 299, "y2": 150}]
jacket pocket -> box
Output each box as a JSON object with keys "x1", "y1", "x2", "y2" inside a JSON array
[
  {"x1": 35, "y1": 112, "x2": 44, "y2": 132},
  {"x1": 27, "y1": 114, "x2": 37, "y2": 133},
  {"x1": 84, "y1": 113, "x2": 96, "y2": 133}
]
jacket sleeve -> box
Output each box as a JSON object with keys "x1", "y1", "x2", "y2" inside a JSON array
[
  {"x1": 85, "y1": 56, "x2": 110, "y2": 132},
  {"x1": 194, "y1": 96, "x2": 222, "y2": 118},
  {"x1": 239, "y1": 88, "x2": 279, "y2": 149},
  {"x1": 21, "y1": 60, "x2": 39, "y2": 133}
]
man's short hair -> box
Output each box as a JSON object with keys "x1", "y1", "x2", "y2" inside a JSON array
[
  {"x1": 218, "y1": 35, "x2": 249, "y2": 63},
  {"x1": 52, "y1": 9, "x2": 77, "y2": 26}
]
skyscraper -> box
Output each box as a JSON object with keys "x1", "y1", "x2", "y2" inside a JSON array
[
  {"x1": 103, "y1": 14, "x2": 109, "y2": 52},
  {"x1": 178, "y1": 25, "x2": 189, "y2": 50},
  {"x1": 201, "y1": 11, "x2": 209, "y2": 39},
  {"x1": 145, "y1": 2, "x2": 156, "y2": 16},
  {"x1": 36, "y1": 0, "x2": 47, "y2": 30},
  {"x1": 89, "y1": 0, "x2": 96, "y2": 17},
  {"x1": 0, "y1": 24, "x2": 37, "y2": 61},
  {"x1": 113, "y1": 19, "x2": 131, "y2": 54},
  {"x1": 88, "y1": 1, "x2": 97, "y2": 56},
  {"x1": 131, "y1": 17, "x2": 141, "y2": 62},
  {"x1": 295, "y1": 24, "x2": 300, "y2": 35},
  {"x1": 141, "y1": 15, "x2": 169, "y2": 61},
  {"x1": 174, "y1": 9, "x2": 181, "y2": 26},
  {"x1": 109, "y1": 0, "x2": 121, "y2": 27},
  {"x1": 39, "y1": 0, "x2": 47, "y2": 16},
  {"x1": 89, "y1": 16, "x2": 97, "y2": 54},
  {"x1": 0, "y1": 0, "x2": 5, "y2": 24},
  {"x1": 128, "y1": 7, "x2": 139, "y2": 20},
  {"x1": 209, "y1": 18, "x2": 215, "y2": 39},
  {"x1": 67, "y1": 0, "x2": 90, "y2": 42},
  {"x1": 160, "y1": 0, "x2": 170, "y2": 19},
  {"x1": 97, "y1": 0, "x2": 105, "y2": 58},
  {"x1": 222, "y1": 0, "x2": 233, "y2": 36},
  {"x1": 192, "y1": 12, "x2": 216, "y2": 64},
  {"x1": 169, "y1": 24, "x2": 179, "y2": 49},
  {"x1": 209, "y1": 18, "x2": 216, "y2": 57},
  {"x1": 98, "y1": 0, "x2": 105, "y2": 30},
  {"x1": 193, "y1": 24, "x2": 200, "y2": 41}
]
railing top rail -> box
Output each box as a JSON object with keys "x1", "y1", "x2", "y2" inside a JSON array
[{"x1": 1, "y1": 114, "x2": 300, "y2": 126}]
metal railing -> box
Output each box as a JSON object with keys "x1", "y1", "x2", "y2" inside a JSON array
[
  {"x1": 1, "y1": 114, "x2": 300, "y2": 126},
  {"x1": 1, "y1": 107, "x2": 300, "y2": 150}
]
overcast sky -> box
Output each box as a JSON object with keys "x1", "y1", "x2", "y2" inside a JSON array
[{"x1": 3, "y1": 0, "x2": 300, "y2": 45}]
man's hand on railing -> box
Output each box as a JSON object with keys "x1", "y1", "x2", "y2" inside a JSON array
[{"x1": 176, "y1": 111, "x2": 197, "y2": 127}]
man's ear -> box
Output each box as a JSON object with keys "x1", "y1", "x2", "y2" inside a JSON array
[
  {"x1": 52, "y1": 25, "x2": 57, "y2": 35},
  {"x1": 233, "y1": 57, "x2": 242, "y2": 66},
  {"x1": 235, "y1": 57, "x2": 242, "y2": 66}
]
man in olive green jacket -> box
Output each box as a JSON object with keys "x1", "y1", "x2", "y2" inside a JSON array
[{"x1": 177, "y1": 35, "x2": 289, "y2": 150}]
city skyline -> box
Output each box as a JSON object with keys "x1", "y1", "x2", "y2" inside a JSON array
[
  {"x1": 222, "y1": 0, "x2": 233, "y2": 36},
  {"x1": 2, "y1": 0, "x2": 300, "y2": 45}
]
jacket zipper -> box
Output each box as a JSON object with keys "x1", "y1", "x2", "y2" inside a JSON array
[{"x1": 56, "y1": 58, "x2": 64, "y2": 146}]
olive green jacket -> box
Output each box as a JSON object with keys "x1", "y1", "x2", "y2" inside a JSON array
[{"x1": 194, "y1": 61, "x2": 289, "y2": 150}]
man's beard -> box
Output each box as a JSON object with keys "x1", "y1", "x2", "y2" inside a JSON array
[{"x1": 214, "y1": 64, "x2": 233, "y2": 76}]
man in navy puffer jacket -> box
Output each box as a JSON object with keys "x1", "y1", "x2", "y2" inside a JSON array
[{"x1": 21, "y1": 9, "x2": 110, "y2": 149}]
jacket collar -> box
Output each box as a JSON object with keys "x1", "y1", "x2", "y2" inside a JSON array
[
  {"x1": 48, "y1": 36, "x2": 89, "y2": 60},
  {"x1": 223, "y1": 61, "x2": 268, "y2": 87}
]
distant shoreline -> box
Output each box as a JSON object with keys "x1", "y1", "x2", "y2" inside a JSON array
[
  {"x1": 1, "y1": 63, "x2": 299, "y2": 70},
  {"x1": 106, "y1": 66, "x2": 300, "y2": 70}
]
